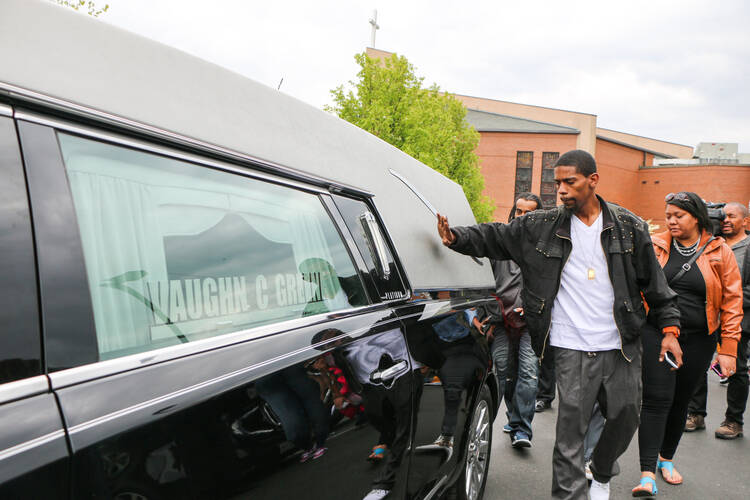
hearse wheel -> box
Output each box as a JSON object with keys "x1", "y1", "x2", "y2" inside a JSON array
[{"x1": 459, "y1": 385, "x2": 492, "y2": 500}]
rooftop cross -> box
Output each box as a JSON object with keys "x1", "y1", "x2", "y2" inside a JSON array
[{"x1": 369, "y1": 10, "x2": 380, "y2": 48}]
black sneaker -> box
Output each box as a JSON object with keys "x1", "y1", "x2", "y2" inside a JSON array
[{"x1": 535, "y1": 400, "x2": 551, "y2": 412}]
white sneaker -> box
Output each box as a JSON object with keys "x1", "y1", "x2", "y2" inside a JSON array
[
  {"x1": 588, "y1": 479, "x2": 609, "y2": 500},
  {"x1": 363, "y1": 489, "x2": 390, "y2": 500}
]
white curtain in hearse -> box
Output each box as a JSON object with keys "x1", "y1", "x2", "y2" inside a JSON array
[{"x1": 58, "y1": 134, "x2": 357, "y2": 360}]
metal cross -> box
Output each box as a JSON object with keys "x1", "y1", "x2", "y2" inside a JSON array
[{"x1": 369, "y1": 10, "x2": 380, "y2": 48}]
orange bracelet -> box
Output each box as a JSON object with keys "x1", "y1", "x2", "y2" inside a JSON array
[{"x1": 662, "y1": 326, "x2": 680, "y2": 338}]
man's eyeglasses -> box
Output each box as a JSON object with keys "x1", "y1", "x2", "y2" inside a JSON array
[{"x1": 665, "y1": 192, "x2": 690, "y2": 203}]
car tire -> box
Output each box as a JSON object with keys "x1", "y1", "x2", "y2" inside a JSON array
[{"x1": 457, "y1": 384, "x2": 493, "y2": 500}]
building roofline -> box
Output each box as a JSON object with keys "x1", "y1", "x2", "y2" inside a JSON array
[
  {"x1": 455, "y1": 93, "x2": 597, "y2": 117},
  {"x1": 596, "y1": 135, "x2": 677, "y2": 159},
  {"x1": 466, "y1": 108, "x2": 580, "y2": 133},
  {"x1": 597, "y1": 127, "x2": 692, "y2": 148},
  {"x1": 479, "y1": 129, "x2": 580, "y2": 135}
]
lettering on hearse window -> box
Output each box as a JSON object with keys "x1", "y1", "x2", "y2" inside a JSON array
[
  {"x1": 103, "y1": 270, "x2": 338, "y2": 341},
  {"x1": 91, "y1": 212, "x2": 364, "y2": 345},
  {"x1": 144, "y1": 272, "x2": 333, "y2": 321},
  {"x1": 383, "y1": 291, "x2": 405, "y2": 300}
]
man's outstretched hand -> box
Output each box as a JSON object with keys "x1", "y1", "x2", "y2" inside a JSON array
[{"x1": 437, "y1": 213, "x2": 456, "y2": 247}]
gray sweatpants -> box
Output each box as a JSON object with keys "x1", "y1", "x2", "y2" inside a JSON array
[{"x1": 551, "y1": 348, "x2": 642, "y2": 500}]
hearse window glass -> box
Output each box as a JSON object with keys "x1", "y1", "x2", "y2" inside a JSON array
[
  {"x1": 331, "y1": 195, "x2": 407, "y2": 301},
  {"x1": 57, "y1": 133, "x2": 367, "y2": 360}
]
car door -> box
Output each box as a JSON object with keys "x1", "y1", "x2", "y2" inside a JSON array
[
  {"x1": 0, "y1": 111, "x2": 70, "y2": 498},
  {"x1": 330, "y1": 195, "x2": 468, "y2": 497},
  {"x1": 397, "y1": 295, "x2": 495, "y2": 500},
  {"x1": 329, "y1": 191, "x2": 495, "y2": 499},
  {"x1": 18, "y1": 115, "x2": 421, "y2": 500}
]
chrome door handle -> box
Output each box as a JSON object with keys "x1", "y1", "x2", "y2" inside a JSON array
[{"x1": 371, "y1": 360, "x2": 409, "y2": 383}]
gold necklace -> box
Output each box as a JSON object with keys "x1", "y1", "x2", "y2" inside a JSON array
[{"x1": 573, "y1": 215, "x2": 599, "y2": 280}]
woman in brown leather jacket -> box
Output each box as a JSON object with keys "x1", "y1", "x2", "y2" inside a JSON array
[{"x1": 632, "y1": 192, "x2": 743, "y2": 497}]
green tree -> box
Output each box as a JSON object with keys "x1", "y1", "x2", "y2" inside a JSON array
[
  {"x1": 54, "y1": 0, "x2": 109, "y2": 17},
  {"x1": 326, "y1": 53, "x2": 495, "y2": 222}
]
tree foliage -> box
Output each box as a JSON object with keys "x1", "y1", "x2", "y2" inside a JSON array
[
  {"x1": 55, "y1": 0, "x2": 109, "y2": 17},
  {"x1": 326, "y1": 53, "x2": 495, "y2": 222}
]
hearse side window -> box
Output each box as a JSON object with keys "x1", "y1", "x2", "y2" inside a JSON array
[
  {"x1": 0, "y1": 116, "x2": 41, "y2": 384},
  {"x1": 57, "y1": 133, "x2": 367, "y2": 360},
  {"x1": 331, "y1": 195, "x2": 408, "y2": 301}
]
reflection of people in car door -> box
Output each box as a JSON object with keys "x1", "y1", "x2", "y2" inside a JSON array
[
  {"x1": 311, "y1": 353, "x2": 365, "y2": 420},
  {"x1": 340, "y1": 328, "x2": 423, "y2": 500},
  {"x1": 254, "y1": 364, "x2": 330, "y2": 462},
  {"x1": 425, "y1": 311, "x2": 485, "y2": 451}
]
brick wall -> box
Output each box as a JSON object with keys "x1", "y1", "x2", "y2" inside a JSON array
[
  {"x1": 594, "y1": 138, "x2": 649, "y2": 209},
  {"x1": 635, "y1": 165, "x2": 750, "y2": 232},
  {"x1": 476, "y1": 132, "x2": 578, "y2": 221}
]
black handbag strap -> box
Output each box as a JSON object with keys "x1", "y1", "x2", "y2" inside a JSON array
[{"x1": 668, "y1": 236, "x2": 716, "y2": 286}]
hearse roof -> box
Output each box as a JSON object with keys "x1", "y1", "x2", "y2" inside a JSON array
[{"x1": 0, "y1": 0, "x2": 494, "y2": 291}]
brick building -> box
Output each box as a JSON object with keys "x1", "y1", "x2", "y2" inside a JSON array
[{"x1": 365, "y1": 48, "x2": 750, "y2": 229}]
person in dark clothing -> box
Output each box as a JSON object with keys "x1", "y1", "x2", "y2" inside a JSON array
[
  {"x1": 478, "y1": 192, "x2": 542, "y2": 448},
  {"x1": 632, "y1": 192, "x2": 741, "y2": 496},
  {"x1": 684, "y1": 201, "x2": 750, "y2": 439},
  {"x1": 431, "y1": 310, "x2": 485, "y2": 448},
  {"x1": 437, "y1": 150, "x2": 681, "y2": 500}
]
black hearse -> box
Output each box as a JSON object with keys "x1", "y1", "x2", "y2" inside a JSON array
[{"x1": 0, "y1": 1, "x2": 499, "y2": 499}]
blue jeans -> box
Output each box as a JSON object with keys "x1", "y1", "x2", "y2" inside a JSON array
[
  {"x1": 492, "y1": 329, "x2": 538, "y2": 438},
  {"x1": 584, "y1": 402, "x2": 605, "y2": 462}
]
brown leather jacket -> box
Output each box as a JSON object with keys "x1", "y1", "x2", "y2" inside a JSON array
[{"x1": 652, "y1": 230, "x2": 743, "y2": 357}]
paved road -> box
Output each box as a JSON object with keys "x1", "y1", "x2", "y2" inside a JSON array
[{"x1": 483, "y1": 374, "x2": 749, "y2": 499}]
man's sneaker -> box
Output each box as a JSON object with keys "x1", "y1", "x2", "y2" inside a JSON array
[
  {"x1": 588, "y1": 479, "x2": 609, "y2": 500},
  {"x1": 684, "y1": 413, "x2": 705, "y2": 432},
  {"x1": 715, "y1": 420, "x2": 744, "y2": 439},
  {"x1": 511, "y1": 431, "x2": 532, "y2": 449},
  {"x1": 312, "y1": 446, "x2": 328, "y2": 459},
  {"x1": 584, "y1": 460, "x2": 593, "y2": 480},
  {"x1": 502, "y1": 423, "x2": 512, "y2": 433},
  {"x1": 363, "y1": 489, "x2": 390, "y2": 500},
  {"x1": 535, "y1": 400, "x2": 551, "y2": 412}
]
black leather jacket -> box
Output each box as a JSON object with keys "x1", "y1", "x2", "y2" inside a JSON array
[{"x1": 449, "y1": 196, "x2": 680, "y2": 361}]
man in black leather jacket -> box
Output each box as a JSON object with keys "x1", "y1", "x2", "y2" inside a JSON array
[{"x1": 437, "y1": 150, "x2": 681, "y2": 500}]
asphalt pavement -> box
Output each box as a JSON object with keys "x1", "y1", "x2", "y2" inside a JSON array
[{"x1": 483, "y1": 373, "x2": 749, "y2": 499}]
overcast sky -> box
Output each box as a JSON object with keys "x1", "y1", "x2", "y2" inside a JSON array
[{"x1": 100, "y1": 0, "x2": 750, "y2": 151}]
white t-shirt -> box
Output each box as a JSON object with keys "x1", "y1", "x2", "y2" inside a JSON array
[{"x1": 549, "y1": 212, "x2": 621, "y2": 351}]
